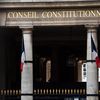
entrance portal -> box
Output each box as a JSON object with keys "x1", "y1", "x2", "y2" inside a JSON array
[{"x1": 33, "y1": 26, "x2": 87, "y2": 83}]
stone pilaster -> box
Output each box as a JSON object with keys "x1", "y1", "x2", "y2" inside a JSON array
[
  {"x1": 86, "y1": 25, "x2": 98, "y2": 100},
  {"x1": 21, "y1": 28, "x2": 33, "y2": 100}
]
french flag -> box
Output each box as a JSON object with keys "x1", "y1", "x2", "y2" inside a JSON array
[
  {"x1": 91, "y1": 34, "x2": 100, "y2": 67},
  {"x1": 91, "y1": 34, "x2": 98, "y2": 60},
  {"x1": 20, "y1": 37, "x2": 25, "y2": 72}
]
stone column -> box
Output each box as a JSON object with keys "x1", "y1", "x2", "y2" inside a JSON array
[
  {"x1": 86, "y1": 25, "x2": 98, "y2": 100},
  {"x1": 21, "y1": 28, "x2": 33, "y2": 100}
]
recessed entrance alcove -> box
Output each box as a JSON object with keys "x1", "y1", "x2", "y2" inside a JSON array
[{"x1": 33, "y1": 25, "x2": 87, "y2": 84}]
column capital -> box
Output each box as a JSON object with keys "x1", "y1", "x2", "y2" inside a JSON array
[
  {"x1": 85, "y1": 24, "x2": 98, "y2": 33},
  {"x1": 85, "y1": 24, "x2": 99, "y2": 29},
  {"x1": 20, "y1": 26, "x2": 33, "y2": 34}
]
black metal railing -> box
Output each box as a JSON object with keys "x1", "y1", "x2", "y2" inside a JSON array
[
  {"x1": 0, "y1": 89, "x2": 100, "y2": 100},
  {"x1": 0, "y1": 82, "x2": 100, "y2": 100}
]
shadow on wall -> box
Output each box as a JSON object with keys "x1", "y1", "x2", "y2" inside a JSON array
[{"x1": 0, "y1": 27, "x2": 22, "y2": 90}]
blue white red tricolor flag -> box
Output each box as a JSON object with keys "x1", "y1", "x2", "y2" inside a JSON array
[
  {"x1": 91, "y1": 34, "x2": 98, "y2": 60},
  {"x1": 91, "y1": 34, "x2": 100, "y2": 67},
  {"x1": 20, "y1": 37, "x2": 25, "y2": 72}
]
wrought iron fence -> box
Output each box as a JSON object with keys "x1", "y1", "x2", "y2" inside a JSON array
[{"x1": 0, "y1": 89, "x2": 100, "y2": 100}]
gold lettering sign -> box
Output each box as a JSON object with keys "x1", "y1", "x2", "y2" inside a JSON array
[{"x1": 7, "y1": 9, "x2": 100, "y2": 19}]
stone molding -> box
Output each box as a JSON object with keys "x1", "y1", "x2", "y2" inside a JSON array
[{"x1": 0, "y1": 1, "x2": 100, "y2": 9}]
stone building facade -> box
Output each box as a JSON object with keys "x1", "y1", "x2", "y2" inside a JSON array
[{"x1": 0, "y1": 1, "x2": 100, "y2": 100}]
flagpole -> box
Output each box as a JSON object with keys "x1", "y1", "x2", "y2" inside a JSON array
[{"x1": 86, "y1": 25, "x2": 98, "y2": 100}]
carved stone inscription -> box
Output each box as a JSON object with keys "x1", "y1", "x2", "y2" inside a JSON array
[
  {"x1": 6, "y1": 8, "x2": 100, "y2": 26},
  {"x1": 7, "y1": 9, "x2": 100, "y2": 19}
]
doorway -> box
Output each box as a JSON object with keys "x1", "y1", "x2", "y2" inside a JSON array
[{"x1": 33, "y1": 25, "x2": 87, "y2": 83}]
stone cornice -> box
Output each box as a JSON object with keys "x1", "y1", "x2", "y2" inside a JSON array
[{"x1": 0, "y1": 1, "x2": 100, "y2": 9}]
